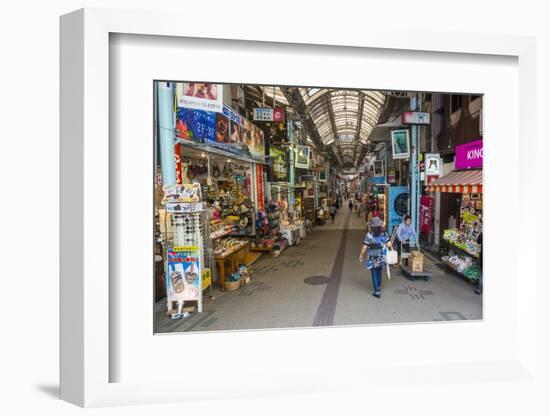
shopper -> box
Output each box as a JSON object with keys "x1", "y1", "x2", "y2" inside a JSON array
[
  {"x1": 359, "y1": 217, "x2": 392, "y2": 298},
  {"x1": 348, "y1": 199, "x2": 353, "y2": 211},
  {"x1": 475, "y1": 231, "x2": 482, "y2": 295},
  {"x1": 330, "y1": 204, "x2": 337, "y2": 223},
  {"x1": 396, "y1": 215, "x2": 417, "y2": 262}
]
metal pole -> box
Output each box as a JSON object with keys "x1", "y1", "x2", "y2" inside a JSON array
[
  {"x1": 158, "y1": 82, "x2": 176, "y2": 185},
  {"x1": 416, "y1": 94, "x2": 422, "y2": 240},
  {"x1": 410, "y1": 93, "x2": 419, "y2": 238}
]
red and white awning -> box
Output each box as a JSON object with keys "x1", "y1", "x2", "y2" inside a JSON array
[{"x1": 426, "y1": 169, "x2": 482, "y2": 193}]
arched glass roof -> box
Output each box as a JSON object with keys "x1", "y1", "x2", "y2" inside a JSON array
[{"x1": 256, "y1": 86, "x2": 387, "y2": 168}]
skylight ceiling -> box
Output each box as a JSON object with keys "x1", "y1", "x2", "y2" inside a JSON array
[{"x1": 301, "y1": 89, "x2": 385, "y2": 144}]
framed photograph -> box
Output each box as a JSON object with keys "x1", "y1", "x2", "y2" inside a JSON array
[
  {"x1": 295, "y1": 145, "x2": 310, "y2": 169},
  {"x1": 391, "y1": 129, "x2": 411, "y2": 159},
  {"x1": 60, "y1": 7, "x2": 539, "y2": 409}
]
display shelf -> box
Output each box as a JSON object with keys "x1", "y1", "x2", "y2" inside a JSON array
[
  {"x1": 443, "y1": 238, "x2": 480, "y2": 259},
  {"x1": 210, "y1": 229, "x2": 236, "y2": 240},
  {"x1": 442, "y1": 258, "x2": 479, "y2": 282},
  {"x1": 213, "y1": 241, "x2": 249, "y2": 260},
  {"x1": 245, "y1": 251, "x2": 263, "y2": 266}
]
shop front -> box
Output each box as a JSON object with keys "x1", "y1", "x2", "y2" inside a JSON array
[{"x1": 427, "y1": 139, "x2": 483, "y2": 283}]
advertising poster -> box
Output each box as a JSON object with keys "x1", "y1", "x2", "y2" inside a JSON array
[
  {"x1": 242, "y1": 119, "x2": 253, "y2": 148},
  {"x1": 176, "y1": 82, "x2": 223, "y2": 113},
  {"x1": 420, "y1": 195, "x2": 434, "y2": 235},
  {"x1": 175, "y1": 108, "x2": 216, "y2": 142},
  {"x1": 388, "y1": 168, "x2": 396, "y2": 183},
  {"x1": 388, "y1": 186, "x2": 409, "y2": 234},
  {"x1": 256, "y1": 164, "x2": 265, "y2": 211},
  {"x1": 250, "y1": 126, "x2": 265, "y2": 161},
  {"x1": 269, "y1": 146, "x2": 289, "y2": 182},
  {"x1": 174, "y1": 144, "x2": 183, "y2": 185},
  {"x1": 166, "y1": 250, "x2": 201, "y2": 301},
  {"x1": 295, "y1": 145, "x2": 310, "y2": 169},
  {"x1": 230, "y1": 120, "x2": 242, "y2": 144},
  {"x1": 215, "y1": 113, "x2": 230, "y2": 143},
  {"x1": 391, "y1": 129, "x2": 411, "y2": 160}
]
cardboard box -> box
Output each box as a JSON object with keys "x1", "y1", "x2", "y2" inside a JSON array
[{"x1": 411, "y1": 251, "x2": 424, "y2": 272}]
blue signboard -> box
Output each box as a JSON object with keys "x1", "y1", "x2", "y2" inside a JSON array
[
  {"x1": 367, "y1": 176, "x2": 385, "y2": 184},
  {"x1": 388, "y1": 186, "x2": 409, "y2": 235},
  {"x1": 176, "y1": 108, "x2": 216, "y2": 143}
]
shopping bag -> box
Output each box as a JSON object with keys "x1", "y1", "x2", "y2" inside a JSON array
[{"x1": 385, "y1": 248, "x2": 398, "y2": 265}]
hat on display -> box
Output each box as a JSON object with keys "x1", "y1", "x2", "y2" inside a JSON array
[{"x1": 369, "y1": 216, "x2": 384, "y2": 228}]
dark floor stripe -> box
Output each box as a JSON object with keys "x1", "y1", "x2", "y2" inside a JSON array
[{"x1": 312, "y1": 211, "x2": 351, "y2": 326}]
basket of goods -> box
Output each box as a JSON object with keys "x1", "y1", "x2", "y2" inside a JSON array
[{"x1": 224, "y1": 272, "x2": 242, "y2": 291}]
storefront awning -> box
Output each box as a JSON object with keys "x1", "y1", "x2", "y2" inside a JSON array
[{"x1": 427, "y1": 169, "x2": 482, "y2": 193}]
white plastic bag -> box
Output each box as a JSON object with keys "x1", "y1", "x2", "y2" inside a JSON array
[{"x1": 385, "y1": 248, "x2": 398, "y2": 265}]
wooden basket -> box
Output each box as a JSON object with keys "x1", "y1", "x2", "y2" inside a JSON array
[{"x1": 224, "y1": 279, "x2": 241, "y2": 291}]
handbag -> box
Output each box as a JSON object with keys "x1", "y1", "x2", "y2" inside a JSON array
[{"x1": 385, "y1": 248, "x2": 398, "y2": 265}]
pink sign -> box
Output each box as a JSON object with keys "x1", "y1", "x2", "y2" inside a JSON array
[{"x1": 455, "y1": 139, "x2": 483, "y2": 170}]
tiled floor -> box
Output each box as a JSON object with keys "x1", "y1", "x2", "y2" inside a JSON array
[{"x1": 155, "y1": 204, "x2": 482, "y2": 333}]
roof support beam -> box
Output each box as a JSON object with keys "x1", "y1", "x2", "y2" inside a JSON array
[
  {"x1": 353, "y1": 92, "x2": 365, "y2": 166},
  {"x1": 280, "y1": 87, "x2": 341, "y2": 167}
]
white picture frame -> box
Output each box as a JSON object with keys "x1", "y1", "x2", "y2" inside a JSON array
[
  {"x1": 391, "y1": 129, "x2": 411, "y2": 160},
  {"x1": 60, "y1": 7, "x2": 539, "y2": 408}
]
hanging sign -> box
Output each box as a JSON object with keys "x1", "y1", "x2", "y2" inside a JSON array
[
  {"x1": 388, "y1": 168, "x2": 396, "y2": 183},
  {"x1": 455, "y1": 139, "x2": 483, "y2": 170},
  {"x1": 166, "y1": 250, "x2": 201, "y2": 301},
  {"x1": 391, "y1": 130, "x2": 411, "y2": 160},
  {"x1": 273, "y1": 108, "x2": 285, "y2": 122},
  {"x1": 374, "y1": 160, "x2": 384, "y2": 177},
  {"x1": 253, "y1": 108, "x2": 273, "y2": 121},
  {"x1": 176, "y1": 83, "x2": 223, "y2": 113},
  {"x1": 425, "y1": 153, "x2": 442, "y2": 176},
  {"x1": 402, "y1": 111, "x2": 431, "y2": 125},
  {"x1": 295, "y1": 145, "x2": 310, "y2": 169}
]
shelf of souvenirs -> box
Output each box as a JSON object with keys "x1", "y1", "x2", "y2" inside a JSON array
[{"x1": 213, "y1": 237, "x2": 249, "y2": 259}]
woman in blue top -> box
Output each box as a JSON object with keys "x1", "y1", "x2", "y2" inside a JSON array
[{"x1": 359, "y1": 217, "x2": 392, "y2": 298}]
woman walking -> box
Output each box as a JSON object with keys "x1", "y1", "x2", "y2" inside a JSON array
[{"x1": 359, "y1": 217, "x2": 392, "y2": 298}]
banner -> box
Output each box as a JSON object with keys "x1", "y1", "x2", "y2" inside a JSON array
[
  {"x1": 174, "y1": 144, "x2": 183, "y2": 185},
  {"x1": 420, "y1": 196, "x2": 434, "y2": 235},
  {"x1": 402, "y1": 111, "x2": 430, "y2": 125},
  {"x1": 391, "y1": 130, "x2": 411, "y2": 160},
  {"x1": 388, "y1": 186, "x2": 409, "y2": 234},
  {"x1": 295, "y1": 145, "x2": 310, "y2": 169},
  {"x1": 374, "y1": 160, "x2": 384, "y2": 177},
  {"x1": 166, "y1": 249, "x2": 201, "y2": 301},
  {"x1": 176, "y1": 82, "x2": 223, "y2": 113},
  {"x1": 176, "y1": 108, "x2": 216, "y2": 142},
  {"x1": 455, "y1": 139, "x2": 483, "y2": 170},
  {"x1": 256, "y1": 164, "x2": 265, "y2": 211}
]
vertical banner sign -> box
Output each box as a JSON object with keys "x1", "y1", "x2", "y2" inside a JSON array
[
  {"x1": 256, "y1": 164, "x2": 265, "y2": 211},
  {"x1": 273, "y1": 108, "x2": 285, "y2": 122},
  {"x1": 174, "y1": 143, "x2": 183, "y2": 185},
  {"x1": 388, "y1": 186, "x2": 409, "y2": 234},
  {"x1": 166, "y1": 249, "x2": 201, "y2": 301},
  {"x1": 420, "y1": 196, "x2": 434, "y2": 235}
]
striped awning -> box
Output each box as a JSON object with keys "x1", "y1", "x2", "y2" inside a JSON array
[{"x1": 426, "y1": 169, "x2": 482, "y2": 193}]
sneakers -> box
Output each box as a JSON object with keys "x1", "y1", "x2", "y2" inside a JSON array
[{"x1": 373, "y1": 292, "x2": 381, "y2": 298}]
